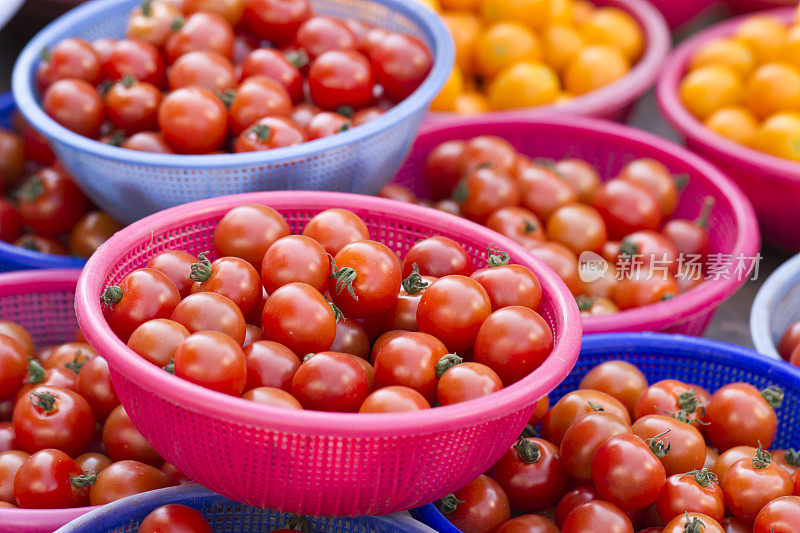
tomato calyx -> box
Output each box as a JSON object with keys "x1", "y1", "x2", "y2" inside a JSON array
[
  {"x1": 674, "y1": 173, "x2": 690, "y2": 191},
  {"x1": 487, "y1": 245, "x2": 509, "y2": 267},
  {"x1": 189, "y1": 251, "x2": 213, "y2": 282},
  {"x1": 327, "y1": 299, "x2": 343, "y2": 321},
  {"x1": 16, "y1": 176, "x2": 44, "y2": 202},
  {"x1": 761, "y1": 385, "x2": 784, "y2": 408},
  {"x1": 645, "y1": 429, "x2": 671, "y2": 458},
  {"x1": 682, "y1": 468, "x2": 718, "y2": 488},
  {"x1": 284, "y1": 514, "x2": 310, "y2": 533},
  {"x1": 587, "y1": 400, "x2": 604, "y2": 412},
  {"x1": 285, "y1": 50, "x2": 309, "y2": 69},
  {"x1": 695, "y1": 196, "x2": 716, "y2": 228},
  {"x1": 121, "y1": 75, "x2": 137, "y2": 89},
  {"x1": 338, "y1": 123, "x2": 351, "y2": 133},
  {"x1": 678, "y1": 389, "x2": 702, "y2": 414},
  {"x1": 65, "y1": 351, "x2": 87, "y2": 374},
  {"x1": 402, "y1": 264, "x2": 428, "y2": 295},
  {"x1": 98, "y1": 80, "x2": 114, "y2": 97},
  {"x1": 435, "y1": 353, "x2": 463, "y2": 378},
  {"x1": 303, "y1": 353, "x2": 315, "y2": 363},
  {"x1": 752, "y1": 444, "x2": 772, "y2": 469},
  {"x1": 521, "y1": 218, "x2": 538, "y2": 235},
  {"x1": 108, "y1": 130, "x2": 127, "y2": 147},
  {"x1": 17, "y1": 236, "x2": 43, "y2": 252},
  {"x1": 40, "y1": 46, "x2": 51, "y2": 62},
  {"x1": 521, "y1": 424, "x2": 538, "y2": 439},
  {"x1": 618, "y1": 239, "x2": 639, "y2": 257},
  {"x1": 141, "y1": 0, "x2": 153, "y2": 17},
  {"x1": 171, "y1": 16, "x2": 186, "y2": 32},
  {"x1": 330, "y1": 257, "x2": 358, "y2": 300},
  {"x1": 512, "y1": 436, "x2": 541, "y2": 464},
  {"x1": 27, "y1": 358, "x2": 46, "y2": 384},
  {"x1": 100, "y1": 285, "x2": 124, "y2": 307},
  {"x1": 681, "y1": 512, "x2": 705, "y2": 533},
  {"x1": 218, "y1": 90, "x2": 236, "y2": 109},
  {"x1": 439, "y1": 493, "x2": 465, "y2": 515},
  {"x1": 30, "y1": 390, "x2": 57, "y2": 412},
  {"x1": 337, "y1": 105, "x2": 354, "y2": 118},
  {"x1": 784, "y1": 448, "x2": 800, "y2": 466},
  {"x1": 251, "y1": 124, "x2": 273, "y2": 143},
  {"x1": 576, "y1": 295, "x2": 596, "y2": 312},
  {"x1": 70, "y1": 471, "x2": 98, "y2": 488},
  {"x1": 163, "y1": 358, "x2": 175, "y2": 374}
]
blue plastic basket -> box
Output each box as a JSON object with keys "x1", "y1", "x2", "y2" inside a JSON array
[
  {"x1": 55, "y1": 485, "x2": 437, "y2": 533},
  {"x1": 751, "y1": 252, "x2": 800, "y2": 360},
  {"x1": 0, "y1": 92, "x2": 86, "y2": 272},
  {"x1": 11, "y1": 0, "x2": 455, "y2": 225},
  {"x1": 411, "y1": 332, "x2": 800, "y2": 532}
]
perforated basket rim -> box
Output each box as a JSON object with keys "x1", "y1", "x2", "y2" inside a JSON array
[
  {"x1": 54, "y1": 484, "x2": 438, "y2": 533},
  {"x1": 411, "y1": 330, "x2": 800, "y2": 533},
  {"x1": 409, "y1": 114, "x2": 761, "y2": 334},
  {"x1": 0, "y1": 92, "x2": 88, "y2": 270},
  {"x1": 425, "y1": 0, "x2": 671, "y2": 122},
  {"x1": 750, "y1": 251, "x2": 800, "y2": 359},
  {"x1": 657, "y1": 7, "x2": 800, "y2": 186},
  {"x1": 75, "y1": 191, "x2": 582, "y2": 438},
  {"x1": 11, "y1": 0, "x2": 454, "y2": 167}
]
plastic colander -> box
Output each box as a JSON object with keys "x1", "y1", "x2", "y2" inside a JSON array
[
  {"x1": 0, "y1": 92, "x2": 86, "y2": 272},
  {"x1": 75, "y1": 191, "x2": 582, "y2": 516},
  {"x1": 751, "y1": 251, "x2": 800, "y2": 360},
  {"x1": 0, "y1": 269, "x2": 100, "y2": 533},
  {"x1": 424, "y1": 0, "x2": 671, "y2": 125},
  {"x1": 657, "y1": 8, "x2": 800, "y2": 251},
  {"x1": 411, "y1": 331, "x2": 800, "y2": 533},
  {"x1": 391, "y1": 115, "x2": 761, "y2": 335},
  {"x1": 11, "y1": 0, "x2": 454, "y2": 225},
  {"x1": 55, "y1": 484, "x2": 437, "y2": 533}
]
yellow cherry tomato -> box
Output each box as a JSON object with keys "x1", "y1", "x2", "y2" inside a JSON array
[
  {"x1": 744, "y1": 62, "x2": 800, "y2": 119},
  {"x1": 487, "y1": 61, "x2": 560, "y2": 109},
  {"x1": 572, "y1": 0, "x2": 594, "y2": 24},
  {"x1": 454, "y1": 91, "x2": 491, "y2": 114},
  {"x1": 479, "y1": 0, "x2": 551, "y2": 30},
  {"x1": 734, "y1": 15, "x2": 788, "y2": 64},
  {"x1": 412, "y1": 0, "x2": 441, "y2": 11},
  {"x1": 679, "y1": 64, "x2": 744, "y2": 120},
  {"x1": 580, "y1": 7, "x2": 644, "y2": 62},
  {"x1": 703, "y1": 106, "x2": 759, "y2": 146},
  {"x1": 564, "y1": 44, "x2": 630, "y2": 96},
  {"x1": 689, "y1": 37, "x2": 756, "y2": 77},
  {"x1": 556, "y1": 92, "x2": 573, "y2": 104},
  {"x1": 543, "y1": 24, "x2": 584, "y2": 74},
  {"x1": 431, "y1": 66, "x2": 465, "y2": 111},
  {"x1": 441, "y1": 0, "x2": 479, "y2": 10},
  {"x1": 752, "y1": 111, "x2": 800, "y2": 161},
  {"x1": 443, "y1": 11, "x2": 482, "y2": 75},
  {"x1": 548, "y1": 0, "x2": 573, "y2": 25},
  {"x1": 474, "y1": 21, "x2": 543, "y2": 78},
  {"x1": 782, "y1": 25, "x2": 800, "y2": 70}
]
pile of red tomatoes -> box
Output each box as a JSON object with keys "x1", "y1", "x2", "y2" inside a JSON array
[
  {"x1": 36, "y1": 0, "x2": 433, "y2": 154},
  {"x1": 100, "y1": 206, "x2": 553, "y2": 412}
]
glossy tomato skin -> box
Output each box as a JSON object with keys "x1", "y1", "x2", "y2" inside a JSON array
[
  {"x1": 329, "y1": 240, "x2": 402, "y2": 318},
  {"x1": 235, "y1": 116, "x2": 306, "y2": 151},
  {"x1": 358, "y1": 386, "x2": 430, "y2": 413},
  {"x1": 127, "y1": 319, "x2": 190, "y2": 368},
  {"x1": 634, "y1": 379, "x2": 707, "y2": 428},
  {"x1": 241, "y1": 0, "x2": 312, "y2": 46},
  {"x1": 145, "y1": 251, "x2": 197, "y2": 298},
  {"x1": 443, "y1": 475, "x2": 511, "y2": 533},
  {"x1": 230, "y1": 76, "x2": 293, "y2": 134},
  {"x1": 457, "y1": 167, "x2": 520, "y2": 224},
  {"x1": 102, "y1": 268, "x2": 181, "y2": 342},
  {"x1": 240, "y1": 48, "x2": 304, "y2": 103},
  {"x1": 437, "y1": 362, "x2": 502, "y2": 406},
  {"x1": 261, "y1": 282, "x2": 336, "y2": 354},
  {"x1": 0, "y1": 450, "x2": 28, "y2": 503},
  {"x1": 721, "y1": 453, "x2": 793, "y2": 522},
  {"x1": 711, "y1": 446, "x2": 756, "y2": 480},
  {"x1": 261, "y1": 235, "x2": 331, "y2": 294},
  {"x1": 541, "y1": 389, "x2": 631, "y2": 446},
  {"x1": 579, "y1": 360, "x2": 647, "y2": 415},
  {"x1": 0, "y1": 335, "x2": 27, "y2": 401},
  {"x1": 243, "y1": 340, "x2": 300, "y2": 392},
  {"x1": 486, "y1": 207, "x2": 545, "y2": 250},
  {"x1": 174, "y1": 331, "x2": 247, "y2": 396},
  {"x1": 291, "y1": 351, "x2": 368, "y2": 412},
  {"x1": 139, "y1": 504, "x2": 213, "y2": 533},
  {"x1": 171, "y1": 292, "x2": 247, "y2": 345},
  {"x1": 158, "y1": 87, "x2": 228, "y2": 154},
  {"x1": 89, "y1": 460, "x2": 170, "y2": 505},
  {"x1": 308, "y1": 50, "x2": 374, "y2": 110},
  {"x1": 191, "y1": 256, "x2": 262, "y2": 318},
  {"x1": 529, "y1": 242, "x2": 581, "y2": 296},
  {"x1": 632, "y1": 415, "x2": 706, "y2": 476},
  {"x1": 42, "y1": 79, "x2": 105, "y2": 138},
  {"x1": 12, "y1": 385, "x2": 94, "y2": 457},
  {"x1": 165, "y1": 12, "x2": 235, "y2": 62},
  {"x1": 614, "y1": 270, "x2": 679, "y2": 310},
  {"x1": 242, "y1": 387, "x2": 303, "y2": 409},
  {"x1": 593, "y1": 179, "x2": 662, "y2": 240},
  {"x1": 425, "y1": 140, "x2": 467, "y2": 200},
  {"x1": 403, "y1": 236, "x2": 473, "y2": 279},
  {"x1": 301, "y1": 208, "x2": 369, "y2": 256},
  {"x1": 496, "y1": 515, "x2": 559, "y2": 533},
  {"x1": 560, "y1": 410, "x2": 632, "y2": 481},
  {"x1": 373, "y1": 332, "x2": 447, "y2": 404},
  {"x1": 561, "y1": 501, "x2": 634, "y2": 533},
  {"x1": 76, "y1": 356, "x2": 120, "y2": 422},
  {"x1": 68, "y1": 211, "x2": 123, "y2": 259},
  {"x1": 0, "y1": 423, "x2": 19, "y2": 453},
  {"x1": 470, "y1": 264, "x2": 542, "y2": 312},
  {"x1": 592, "y1": 433, "x2": 667, "y2": 511},
  {"x1": 705, "y1": 383, "x2": 778, "y2": 451},
  {"x1": 36, "y1": 38, "x2": 101, "y2": 90},
  {"x1": 555, "y1": 486, "x2": 600, "y2": 527},
  {"x1": 329, "y1": 317, "x2": 370, "y2": 359},
  {"x1": 104, "y1": 79, "x2": 162, "y2": 134},
  {"x1": 167, "y1": 50, "x2": 236, "y2": 93},
  {"x1": 214, "y1": 204, "x2": 290, "y2": 269},
  {"x1": 126, "y1": 0, "x2": 181, "y2": 48},
  {"x1": 295, "y1": 16, "x2": 357, "y2": 59},
  {"x1": 122, "y1": 132, "x2": 175, "y2": 153},
  {"x1": 546, "y1": 203, "x2": 608, "y2": 255},
  {"x1": 554, "y1": 158, "x2": 601, "y2": 204},
  {"x1": 13, "y1": 449, "x2": 89, "y2": 508},
  {"x1": 417, "y1": 275, "x2": 491, "y2": 353},
  {"x1": 17, "y1": 167, "x2": 90, "y2": 237},
  {"x1": 656, "y1": 471, "x2": 725, "y2": 524},
  {"x1": 370, "y1": 33, "x2": 432, "y2": 100},
  {"x1": 753, "y1": 495, "x2": 800, "y2": 533},
  {"x1": 662, "y1": 512, "x2": 724, "y2": 533},
  {"x1": 103, "y1": 405, "x2": 160, "y2": 467},
  {"x1": 491, "y1": 437, "x2": 570, "y2": 512},
  {"x1": 0, "y1": 200, "x2": 24, "y2": 244},
  {"x1": 75, "y1": 452, "x2": 112, "y2": 474},
  {"x1": 517, "y1": 163, "x2": 578, "y2": 221},
  {"x1": 102, "y1": 39, "x2": 166, "y2": 87}
]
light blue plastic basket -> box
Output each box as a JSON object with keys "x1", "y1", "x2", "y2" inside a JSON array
[
  {"x1": 0, "y1": 92, "x2": 86, "y2": 272},
  {"x1": 55, "y1": 485, "x2": 437, "y2": 533},
  {"x1": 751, "y1": 252, "x2": 800, "y2": 360},
  {"x1": 11, "y1": 0, "x2": 454, "y2": 224}
]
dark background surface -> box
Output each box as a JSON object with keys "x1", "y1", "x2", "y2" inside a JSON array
[{"x1": 0, "y1": 1, "x2": 793, "y2": 349}]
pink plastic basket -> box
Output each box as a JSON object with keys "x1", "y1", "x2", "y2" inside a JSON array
[
  {"x1": 425, "y1": 0, "x2": 671, "y2": 125},
  {"x1": 726, "y1": 0, "x2": 796, "y2": 14},
  {"x1": 657, "y1": 7, "x2": 800, "y2": 251},
  {"x1": 0, "y1": 269, "x2": 100, "y2": 533},
  {"x1": 650, "y1": 0, "x2": 715, "y2": 28},
  {"x1": 74, "y1": 191, "x2": 582, "y2": 517},
  {"x1": 392, "y1": 115, "x2": 761, "y2": 336}
]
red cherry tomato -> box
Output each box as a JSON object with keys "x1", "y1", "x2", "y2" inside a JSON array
[
  {"x1": 518, "y1": 163, "x2": 578, "y2": 221},
  {"x1": 165, "y1": 11, "x2": 234, "y2": 62},
  {"x1": 329, "y1": 240, "x2": 402, "y2": 318},
  {"x1": 373, "y1": 331, "x2": 447, "y2": 404},
  {"x1": 662, "y1": 512, "x2": 723, "y2": 533},
  {"x1": 146, "y1": 250, "x2": 197, "y2": 298},
  {"x1": 242, "y1": 386, "x2": 303, "y2": 409},
  {"x1": 16, "y1": 167, "x2": 89, "y2": 238},
  {"x1": 75, "y1": 356, "x2": 120, "y2": 423},
  {"x1": 261, "y1": 282, "x2": 336, "y2": 355},
  {"x1": 102, "y1": 38, "x2": 166, "y2": 87},
  {"x1": 101, "y1": 268, "x2": 181, "y2": 342},
  {"x1": 158, "y1": 87, "x2": 228, "y2": 154},
  {"x1": 139, "y1": 504, "x2": 213, "y2": 533},
  {"x1": 0, "y1": 450, "x2": 28, "y2": 503},
  {"x1": 437, "y1": 361, "x2": 502, "y2": 405},
  {"x1": 243, "y1": 340, "x2": 301, "y2": 392},
  {"x1": 592, "y1": 433, "x2": 667, "y2": 511},
  {"x1": 656, "y1": 470, "x2": 725, "y2": 524},
  {"x1": 529, "y1": 241, "x2": 581, "y2": 296},
  {"x1": 455, "y1": 167, "x2": 520, "y2": 224},
  {"x1": 89, "y1": 460, "x2": 169, "y2": 505},
  {"x1": 261, "y1": 235, "x2": 331, "y2": 294},
  {"x1": 0, "y1": 200, "x2": 23, "y2": 244},
  {"x1": 555, "y1": 486, "x2": 600, "y2": 528},
  {"x1": 614, "y1": 270, "x2": 679, "y2": 310},
  {"x1": 235, "y1": 116, "x2": 306, "y2": 152},
  {"x1": 128, "y1": 319, "x2": 190, "y2": 368},
  {"x1": 230, "y1": 76, "x2": 293, "y2": 135},
  {"x1": 546, "y1": 203, "x2": 608, "y2": 255},
  {"x1": 560, "y1": 410, "x2": 632, "y2": 481},
  {"x1": 753, "y1": 495, "x2": 800, "y2": 533},
  {"x1": 662, "y1": 199, "x2": 714, "y2": 262},
  {"x1": 593, "y1": 179, "x2": 662, "y2": 240},
  {"x1": 0, "y1": 423, "x2": 19, "y2": 453},
  {"x1": 554, "y1": 158, "x2": 601, "y2": 204},
  {"x1": 417, "y1": 275, "x2": 491, "y2": 353},
  {"x1": 121, "y1": 132, "x2": 175, "y2": 153},
  {"x1": 721, "y1": 448, "x2": 793, "y2": 522},
  {"x1": 241, "y1": 0, "x2": 312, "y2": 46},
  {"x1": 705, "y1": 383, "x2": 779, "y2": 451},
  {"x1": 403, "y1": 236, "x2": 473, "y2": 279},
  {"x1": 13, "y1": 449, "x2": 90, "y2": 508},
  {"x1": 562, "y1": 501, "x2": 633, "y2": 533},
  {"x1": 291, "y1": 351, "x2": 368, "y2": 412},
  {"x1": 308, "y1": 50, "x2": 374, "y2": 110},
  {"x1": 42, "y1": 79, "x2": 105, "y2": 138},
  {"x1": 541, "y1": 389, "x2": 632, "y2": 446},
  {"x1": 36, "y1": 38, "x2": 101, "y2": 90},
  {"x1": 634, "y1": 379, "x2": 707, "y2": 427},
  {"x1": 296, "y1": 16, "x2": 357, "y2": 59},
  {"x1": 425, "y1": 139, "x2": 467, "y2": 200},
  {"x1": 473, "y1": 306, "x2": 553, "y2": 385},
  {"x1": 305, "y1": 111, "x2": 352, "y2": 140},
  {"x1": 174, "y1": 331, "x2": 247, "y2": 395},
  {"x1": 41, "y1": 342, "x2": 96, "y2": 372},
  {"x1": 491, "y1": 437, "x2": 570, "y2": 512},
  {"x1": 632, "y1": 414, "x2": 706, "y2": 476},
  {"x1": 441, "y1": 475, "x2": 510, "y2": 533},
  {"x1": 214, "y1": 204, "x2": 290, "y2": 269},
  {"x1": 358, "y1": 385, "x2": 430, "y2": 413},
  {"x1": 171, "y1": 292, "x2": 246, "y2": 345},
  {"x1": 190, "y1": 255, "x2": 262, "y2": 317},
  {"x1": 330, "y1": 318, "x2": 370, "y2": 359},
  {"x1": 301, "y1": 208, "x2": 369, "y2": 256},
  {"x1": 578, "y1": 360, "x2": 647, "y2": 415},
  {"x1": 126, "y1": 0, "x2": 181, "y2": 48},
  {"x1": 470, "y1": 263, "x2": 542, "y2": 312},
  {"x1": 103, "y1": 405, "x2": 161, "y2": 465},
  {"x1": 618, "y1": 158, "x2": 681, "y2": 217},
  {"x1": 12, "y1": 385, "x2": 94, "y2": 457},
  {"x1": 486, "y1": 207, "x2": 545, "y2": 250},
  {"x1": 369, "y1": 33, "x2": 432, "y2": 100},
  {"x1": 104, "y1": 78, "x2": 162, "y2": 134},
  {"x1": 240, "y1": 48, "x2": 304, "y2": 103},
  {"x1": 497, "y1": 515, "x2": 559, "y2": 533},
  {"x1": 167, "y1": 50, "x2": 236, "y2": 92},
  {"x1": 184, "y1": 0, "x2": 245, "y2": 25},
  {"x1": 0, "y1": 335, "x2": 27, "y2": 401}
]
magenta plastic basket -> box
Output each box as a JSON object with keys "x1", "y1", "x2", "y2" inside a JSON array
[
  {"x1": 424, "y1": 0, "x2": 671, "y2": 125},
  {"x1": 392, "y1": 115, "x2": 760, "y2": 336},
  {"x1": 650, "y1": 0, "x2": 715, "y2": 28},
  {"x1": 657, "y1": 7, "x2": 800, "y2": 251},
  {"x1": 726, "y1": 0, "x2": 795, "y2": 14},
  {"x1": 75, "y1": 191, "x2": 582, "y2": 517},
  {"x1": 0, "y1": 269, "x2": 100, "y2": 533}
]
